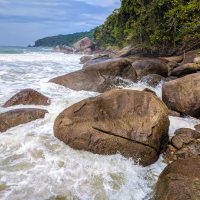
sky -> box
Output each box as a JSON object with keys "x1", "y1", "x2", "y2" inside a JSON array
[{"x1": 0, "y1": 0, "x2": 121, "y2": 46}]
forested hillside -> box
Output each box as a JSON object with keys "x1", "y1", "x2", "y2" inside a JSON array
[
  {"x1": 94, "y1": 0, "x2": 200, "y2": 55},
  {"x1": 34, "y1": 29, "x2": 94, "y2": 47}
]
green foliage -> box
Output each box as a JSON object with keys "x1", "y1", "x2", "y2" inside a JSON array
[
  {"x1": 94, "y1": 0, "x2": 200, "y2": 54},
  {"x1": 34, "y1": 29, "x2": 95, "y2": 47}
]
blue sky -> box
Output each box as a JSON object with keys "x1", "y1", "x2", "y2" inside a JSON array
[{"x1": 0, "y1": 0, "x2": 121, "y2": 46}]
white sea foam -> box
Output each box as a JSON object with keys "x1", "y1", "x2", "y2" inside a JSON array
[{"x1": 0, "y1": 51, "x2": 199, "y2": 200}]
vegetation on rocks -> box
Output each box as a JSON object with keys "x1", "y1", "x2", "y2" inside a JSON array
[
  {"x1": 34, "y1": 29, "x2": 95, "y2": 47},
  {"x1": 94, "y1": 0, "x2": 200, "y2": 55}
]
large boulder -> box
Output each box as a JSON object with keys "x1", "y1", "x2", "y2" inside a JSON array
[
  {"x1": 0, "y1": 108, "x2": 48, "y2": 133},
  {"x1": 50, "y1": 58, "x2": 137, "y2": 93},
  {"x1": 162, "y1": 73, "x2": 200, "y2": 117},
  {"x1": 153, "y1": 158, "x2": 200, "y2": 200},
  {"x1": 170, "y1": 63, "x2": 199, "y2": 76},
  {"x1": 54, "y1": 89, "x2": 169, "y2": 166},
  {"x1": 2, "y1": 89, "x2": 50, "y2": 107},
  {"x1": 132, "y1": 58, "x2": 169, "y2": 78},
  {"x1": 73, "y1": 37, "x2": 94, "y2": 51}
]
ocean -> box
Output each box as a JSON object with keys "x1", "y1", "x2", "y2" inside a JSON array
[{"x1": 0, "y1": 46, "x2": 199, "y2": 200}]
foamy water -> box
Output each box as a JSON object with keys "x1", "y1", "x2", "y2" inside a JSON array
[{"x1": 0, "y1": 49, "x2": 199, "y2": 200}]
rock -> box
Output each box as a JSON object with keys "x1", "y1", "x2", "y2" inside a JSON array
[
  {"x1": 171, "y1": 128, "x2": 200, "y2": 149},
  {"x1": 164, "y1": 128, "x2": 200, "y2": 162},
  {"x1": 168, "y1": 109, "x2": 181, "y2": 117},
  {"x1": 53, "y1": 45, "x2": 74, "y2": 54},
  {"x1": 2, "y1": 89, "x2": 50, "y2": 107},
  {"x1": 164, "y1": 144, "x2": 178, "y2": 163},
  {"x1": 73, "y1": 37, "x2": 94, "y2": 51},
  {"x1": 194, "y1": 57, "x2": 200, "y2": 64},
  {"x1": 181, "y1": 49, "x2": 200, "y2": 64},
  {"x1": 125, "y1": 56, "x2": 144, "y2": 63},
  {"x1": 0, "y1": 108, "x2": 48, "y2": 133},
  {"x1": 114, "y1": 46, "x2": 133, "y2": 57},
  {"x1": 83, "y1": 55, "x2": 111, "y2": 69},
  {"x1": 161, "y1": 55, "x2": 183, "y2": 63},
  {"x1": 54, "y1": 89, "x2": 169, "y2": 166},
  {"x1": 167, "y1": 61, "x2": 179, "y2": 72},
  {"x1": 50, "y1": 58, "x2": 137, "y2": 93},
  {"x1": 195, "y1": 124, "x2": 200, "y2": 132},
  {"x1": 92, "y1": 49, "x2": 116, "y2": 57},
  {"x1": 174, "y1": 141, "x2": 200, "y2": 160},
  {"x1": 143, "y1": 88, "x2": 157, "y2": 96},
  {"x1": 140, "y1": 74, "x2": 165, "y2": 87},
  {"x1": 132, "y1": 58, "x2": 168, "y2": 78},
  {"x1": 165, "y1": 76, "x2": 178, "y2": 82},
  {"x1": 153, "y1": 158, "x2": 200, "y2": 200},
  {"x1": 80, "y1": 55, "x2": 93, "y2": 64},
  {"x1": 162, "y1": 73, "x2": 200, "y2": 117},
  {"x1": 170, "y1": 63, "x2": 199, "y2": 76},
  {"x1": 83, "y1": 48, "x2": 93, "y2": 55}
]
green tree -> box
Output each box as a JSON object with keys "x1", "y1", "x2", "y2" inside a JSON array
[{"x1": 94, "y1": 0, "x2": 200, "y2": 55}]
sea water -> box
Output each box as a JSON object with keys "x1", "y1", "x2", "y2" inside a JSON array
[{"x1": 0, "y1": 47, "x2": 199, "y2": 200}]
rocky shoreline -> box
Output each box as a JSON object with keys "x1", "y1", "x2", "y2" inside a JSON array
[{"x1": 1, "y1": 46, "x2": 200, "y2": 199}]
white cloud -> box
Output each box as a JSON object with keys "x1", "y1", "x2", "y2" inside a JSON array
[{"x1": 0, "y1": 0, "x2": 121, "y2": 45}]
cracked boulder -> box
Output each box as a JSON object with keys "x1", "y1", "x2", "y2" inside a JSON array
[
  {"x1": 153, "y1": 158, "x2": 200, "y2": 200},
  {"x1": 0, "y1": 108, "x2": 48, "y2": 133},
  {"x1": 54, "y1": 89, "x2": 169, "y2": 166},
  {"x1": 3, "y1": 89, "x2": 50, "y2": 107},
  {"x1": 49, "y1": 58, "x2": 137, "y2": 93}
]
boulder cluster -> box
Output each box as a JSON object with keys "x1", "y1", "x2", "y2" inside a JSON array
[
  {"x1": 1, "y1": 44, "x2": 200, "y2": 199},
  {"x1": 50, "y1": 47, "x2": 200, "y2": 199},
  {"x1": 0, "y1": 89, "x2": 50, "y2": 132}
]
